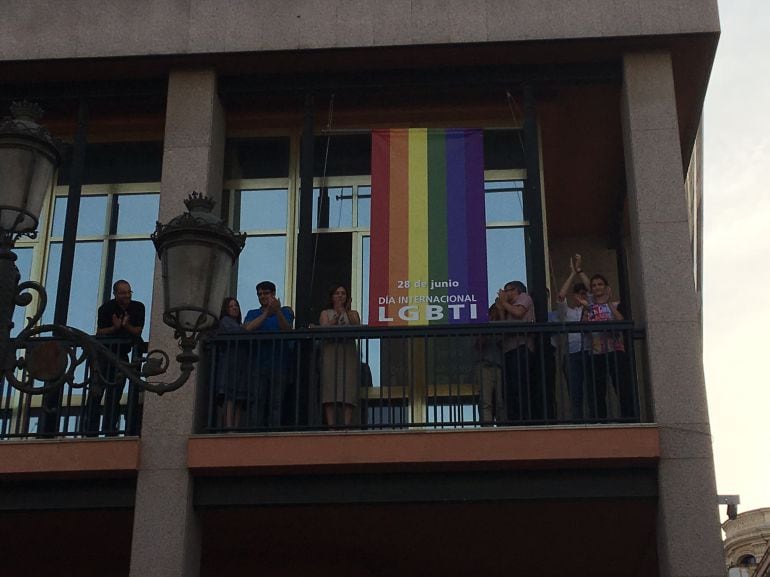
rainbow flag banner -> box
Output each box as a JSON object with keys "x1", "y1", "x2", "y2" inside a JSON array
[{"x1": 369, "y1": 128, "x2": 488, "y2": 326}]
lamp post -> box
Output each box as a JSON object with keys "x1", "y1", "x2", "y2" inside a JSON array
[{"x1": 0, "y1": 102, "x2": 245, "y2": 397}]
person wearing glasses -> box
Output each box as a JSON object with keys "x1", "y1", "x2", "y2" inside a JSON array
[
  {"x1": 87, "y1": 279, "x2": 145, "y2": 435},
  {"x1": 244, "y1": 281, "x2": 295, "y2": 428}
]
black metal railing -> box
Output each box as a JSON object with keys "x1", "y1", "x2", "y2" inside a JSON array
[
  {"x1": 0, "y1": 337, "x2": 143, "y2": 440},
  {"x1": 203, "y1": 321, "x2": 648, "y2": 432}
]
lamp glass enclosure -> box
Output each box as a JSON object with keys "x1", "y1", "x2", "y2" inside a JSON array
[
  {"x1": 160, "y1": 235, "x2": 234, "y2": 332},
  {"x1": 0, "y1": 138, "x2": 57, "y2": 233}
]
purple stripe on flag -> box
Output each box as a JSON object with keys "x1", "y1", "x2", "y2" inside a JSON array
[
  {"x1": 464, "y1": 129, "x2": 488, "y2": 321},
  {"x1": 445, "y1": 129, "x2": 469, "y2": 323}
]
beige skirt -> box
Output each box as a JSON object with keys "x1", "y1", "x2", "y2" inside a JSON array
[{"x1": 320, "y1": 340, "x2": 360, "y2": 406}]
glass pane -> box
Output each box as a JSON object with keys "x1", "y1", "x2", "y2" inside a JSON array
[
  {"x1": 359, "y1": 236, "x2": 381, "y2": 387},
  {"x1": 239, "y1": 189, "x2": 287, "y2": 231},
  {"x1": 44, "y1": 241, "x2": 103, "y2": 333},
  {"x1": 357, "y1": 186, "x2": 371, "y2": 228},
  {"x1": 115, "y1": 194, "x2": 160, "y2": 235},
  {"x1": 486, "y1": 227, "x2": 527, "y2": 305},
  {"x1": 361, "y1": 236, "x2": 370, "y2": 324},
  {"x1": 236, "y1": 236, "x2": 287, "y2": 310},
  {"x1": 51, "y1": 195, "x2": 108, "y2": 237},
  {"x1": 485, "y1": 180, "x2": 525, "y2": 223},
  {"x1": 11, "y1": 247, "x2": 33, "y2": 337},
  {"x1": 112, "y1": 239, "x2": 157, "y2": 341},
  {"x1": 312, "y1": 187, "x2": 353, "y2": 230}
]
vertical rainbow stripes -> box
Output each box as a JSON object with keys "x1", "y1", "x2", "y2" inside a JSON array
[{"x1": 369, "y1": 128, "x2": 488, "y2": 326}]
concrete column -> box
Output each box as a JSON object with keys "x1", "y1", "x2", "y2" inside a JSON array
[
  {"x1": 621, "y1": 52, "x2": 724, "y2": 577},
  {"x1": 128, "y1": 68, "x2": 225, "y2": 577}
]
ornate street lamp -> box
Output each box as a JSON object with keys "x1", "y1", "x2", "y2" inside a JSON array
[
  {"x1": 0, "y1": 102, "x2": 245, "y2": 397},
  {"x1": 0, "y1": 102, "x2": 59, "y2": 238}
]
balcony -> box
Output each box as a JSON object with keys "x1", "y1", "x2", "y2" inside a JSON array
[
  {"x1": 0, "y1": 337, "x2": 143, "y2": 440},
  {"x1": 1, "y1": 322, "x2": 647, "y2": 440},
  {"x1": 201, "y1": 321, "x2": 648, "y2": 433}
]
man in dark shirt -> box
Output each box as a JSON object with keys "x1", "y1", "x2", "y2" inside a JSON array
[
  {"x1": 97, "y1": 279, "x2": 145, "y2": 343},
  {"x1": 84, "y1": 280, "x2": 145, "y2": 435}
]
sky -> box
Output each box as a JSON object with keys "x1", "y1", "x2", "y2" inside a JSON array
[{"x1": 703, "y1": 0, "x2": 770, "y2": 518}]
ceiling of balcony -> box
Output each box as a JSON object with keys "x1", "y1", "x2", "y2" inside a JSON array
[{"x1": 540, "y1": 82, "x2": 627, "y2": 241}]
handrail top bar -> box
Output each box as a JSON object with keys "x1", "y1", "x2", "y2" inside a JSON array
[
  {"x1": 207, "y1": 320, "x2": 638, "y2": 341},
  {"x1": 9, "y1": 335, "x2": 139, "y2": 344}
]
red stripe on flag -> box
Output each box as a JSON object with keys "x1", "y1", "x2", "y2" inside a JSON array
[
  {"x1": 388, "y1": 130, "x2": 410, "y2": 326},
  {"x1": 369, "y1": 130, "x2": 391, "y2": 325}
]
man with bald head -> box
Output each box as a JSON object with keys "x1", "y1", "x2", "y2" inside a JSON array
[{"x1": 84, "y1": 280, "x2": 145, "y2": 435}]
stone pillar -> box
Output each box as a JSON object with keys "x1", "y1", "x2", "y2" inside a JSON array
[
  {"x1": 128, "y1": 68, "x2": 225, "y2": 577},
  {"x1": 621, "y1": 52, "x2": 725, "y2": 577}
]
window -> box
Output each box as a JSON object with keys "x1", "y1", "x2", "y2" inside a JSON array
[
  {"x1": 42, "y1": 140, "x2": 163, "y2": 336},
  {"x1": 2, "y1": 141, "x2": 162, "y2": 438},
  {"x1": 233, "y1": 187, "x2": 291, "y2": 305},
  {"x1": 225, "y1": 136, "x2": 294, "y2": 308},
  {"x1": 42, "y1": 188, "x2": 159, "y2": 337},
  {"x1": 738, "y1": 555, "x2": 757, "y2": 567},
  {"x1": 484, "y1": 177, "x2": 528, "y2": 302},
  {"x1": 311, "y1": 184, "x2": 371, "y2": 231}
]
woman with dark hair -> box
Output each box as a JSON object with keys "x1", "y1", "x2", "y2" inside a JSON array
[
  {"x1": 215, "y1": 297, "x2": 248, "y2": 429},
  {"x1": 575, "y1": 272, "x2": 633, "y2": 420},
  {"x1": 318, "y1": 285, "x2": 361, "y2": 427}
]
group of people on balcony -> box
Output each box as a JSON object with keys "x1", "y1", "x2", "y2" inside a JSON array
[
  {"x1": 478, "y1": 254, "x2": 633, "y2": 426},
  {"x1": 554, "y1": 255, "x2": 632, "y2": 420},
  {"x1": 214, "y1": 281, "x2": 362, "y2": 430},
  {"x1": 83, "y1": 258, "x2": 632, "y2": 434}
]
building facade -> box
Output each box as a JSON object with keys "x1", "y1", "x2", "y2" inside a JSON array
[
  {"x1": 0, "y1": 2, "x2": 724, "y2": 576},
  {"x1": 724, "y1": 508, "x2": 770, "y2": 577}
]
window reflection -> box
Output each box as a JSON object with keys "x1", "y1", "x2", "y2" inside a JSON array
[
  {"x1": 485, "y1": 180, "x2": 525, "y2": 223},
  {"x1": 239, "y1": 189, "x2": 288, "y2": 231},
  {"x1": 313, "y1": 187, "x2": 353, "y2": 230},
  {"x1": 45, "y1": 191, "x2": 160, "y2": 336},
  {"x1": 236, "y1": 236, "x2": 287, "y2": 307},
  {"x1": 357, "y1": 186, "x2": 371, "y2": 228},
  {"x1": 113, "y1": 239, "x2": 156, "y2": 340},
  {"x1": 115, "y1": 194, "x2": 161, "y2": 235},
  {"x1": 361, "y1": 236, "x2": 370, "y2": 323},
  {"x1": 359, "y1": 236, "x2": 381, "y2": 388},
  {"x1": 235, "y1": 187, "x2": 290, "y2": 306},
  {"x1": 486, "y1": 228, "x2": 527, "y2": 304},
  {"x1": 51, "y1": 195, "x2": 108, "y2": 237},
  {"x1": 44, "y1": 241, "x2": 103, "y2": 332}
]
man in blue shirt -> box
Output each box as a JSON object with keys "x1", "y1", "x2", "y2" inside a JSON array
[
  {"x1": 244, "y1": 281, "x2": 294, "y2": 427},
  {"x1": 244, "y1": 281, "x2": 294, "y2": 332}
]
